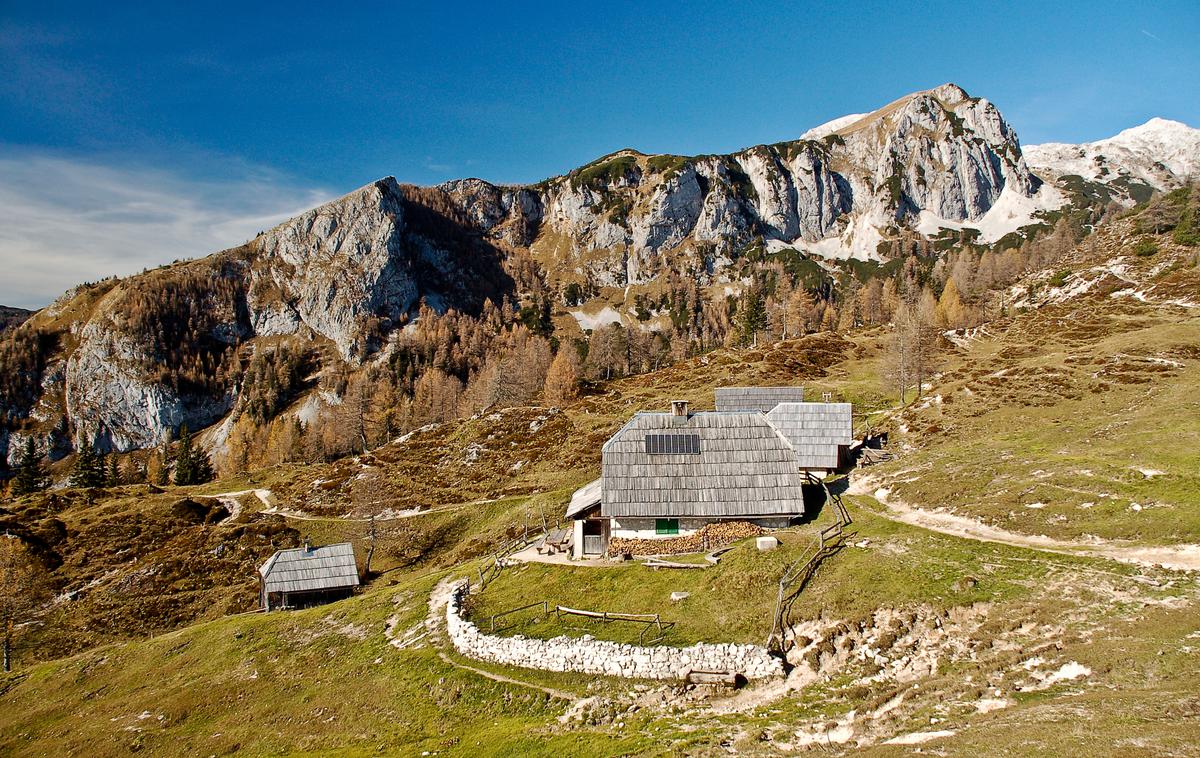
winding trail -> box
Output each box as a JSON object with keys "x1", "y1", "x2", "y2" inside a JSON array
[
  {"x1": 434, "y1": 651, "x2": 573, "y2": 700},
  {"x1": 205, "y1": 487, "x2": 506, "y2": 524},
  {"x1": 848, "y1": 475, "x2": 1200, "y2": 572},
  {"x1": 204, "y1": 488, "x2": 275, "y2": 521}
]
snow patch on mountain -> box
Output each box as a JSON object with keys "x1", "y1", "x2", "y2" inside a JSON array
[
  {"x1": 799, "y1": 112, "x2": 869, "y2": 140},
  {"x1": 568, "y1": 305, "x2": 625, "y2": 331},
  {"x1": 916, "y1": 182, "x2": 1068, "y2": 243},
  {"x1": 1026, "y1": 118, "x2": 1200, "y2": 191}
]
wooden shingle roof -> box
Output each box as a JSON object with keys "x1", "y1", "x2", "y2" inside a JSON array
[
  {"x1": 566, "y1": 478, "x2": 602, "y2": 519},
  {"x1": 715, "y1": 386, "x2": 806, "y2": 413},
  {"x1": 259, "y1": 542, "x2": 360, "y2": 595},
  {"x1": 600, "y1": 412, "x2": 807, "y2": 519},
  {"x1": 766, "y1": 402, "x2": 853, "y2": 469}
]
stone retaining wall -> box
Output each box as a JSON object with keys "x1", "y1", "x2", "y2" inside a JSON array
[{"x1": 446, "y1": 584, "x2": 784, "y2": 680}]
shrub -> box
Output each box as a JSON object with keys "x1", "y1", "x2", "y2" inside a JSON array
[
  {"x1": 1048, "y1": 269, "x2": 1071, "y2": 287},
  {"x1": 1173, "y1": 207, "x2": 1198, "y2": 246},
  {"x1": 1133, "y1": 238, "x2": 1158, "y2": 257}
]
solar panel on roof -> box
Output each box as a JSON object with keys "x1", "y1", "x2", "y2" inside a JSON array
[{"x1": 645, "y1": 433, "x2": 701, "y2": 455}]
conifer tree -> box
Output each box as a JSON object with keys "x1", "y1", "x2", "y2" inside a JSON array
[
  {"x1": 173, "y1": 425, "x2": 215, "y2": 486},
  {"x1": 70, "y1": 438, "x2": 106, "y2": 488},
  {"x1": 11, "y1": 438, "x2": 47, "y2": 496},
  {"x1": 543, "y1": 346, "x2": 581, "y2": 405},
  {"x1": 735, "y1": 286, "x2": 768, "y2": 346}
]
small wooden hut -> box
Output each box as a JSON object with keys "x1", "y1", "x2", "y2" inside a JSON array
[{"x1": 259, "y1": 541, "x2": 360, "y2": 610}]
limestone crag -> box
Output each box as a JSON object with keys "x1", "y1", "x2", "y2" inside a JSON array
[
  {"x1": 64, "y1": 322, "x2": 232, "y2": 451},
  {"x1": 249, "y1": 178, "x2": 418, "y2": 359},
  {"x1": 437, "y1": 83, "x2": 1043, "y2": 276}
]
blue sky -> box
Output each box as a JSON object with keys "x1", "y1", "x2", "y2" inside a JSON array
[{"x1": 1, "y1": 0, "x2": 1198, "y2": 307}]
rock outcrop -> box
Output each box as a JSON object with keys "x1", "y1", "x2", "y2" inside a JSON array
[
  {"x1": 249, "y1": 178, "x2": 417, "y2": 359},
  {"x1": 437, "y1": 83, "x2": 1047, "y2": 273}
]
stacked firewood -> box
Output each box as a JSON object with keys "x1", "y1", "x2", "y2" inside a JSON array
[{"x1": 609, "y1": 521, "x2": 765, "y2": 556}]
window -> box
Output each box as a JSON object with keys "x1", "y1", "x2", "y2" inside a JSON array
[
  {"x1": 644, "y1": 433, "x2": 701, "y2": 455},
  {"x1": 655, "y1": 518, "x2": 680, "y2": 535}
]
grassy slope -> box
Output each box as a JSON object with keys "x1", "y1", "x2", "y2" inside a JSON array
[
  {"x1": 0, "y1": 569, "x2": 653, "y2": 757},
  {"x1": 466, "y1": 504, "x2": 1083, "y2": 647},
  {"x1": 874, "y1": 220, "x2": 1200, "y2": 543},
  {"x1": 2, "y1": 501, "x2": 1195, "y2": 756},
  {"x1": 5, "y1": 220, "x2": 1200, "y2": 754},
  {"x1": 0, "y1": 331, "x2": 863, "y2": 666}
]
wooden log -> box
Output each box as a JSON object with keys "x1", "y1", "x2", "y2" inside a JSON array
[{"x1": 684, "y1": 669, "x2": 740, "y2": 687}]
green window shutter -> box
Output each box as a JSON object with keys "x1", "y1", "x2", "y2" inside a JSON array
[{"x1": 655, "y1": 518, "x2": 679, "y2": 535}]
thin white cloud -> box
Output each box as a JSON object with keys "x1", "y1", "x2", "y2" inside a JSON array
[
  {"x1": 1140, "y1": 29, "x2": 1163, "y2": 43},
  {"x1": 0, "y1": 150, "x2": 333, "y2": 309}
]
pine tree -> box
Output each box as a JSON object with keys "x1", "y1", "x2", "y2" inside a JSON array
[
  {"x1": 70, "y1": 438, "x2": 106, "y2": 488},
  {"x1": 11, "y1": 438, "x2": 47, "y2": 496},
  {"x1": 107, "y1": 455, "x2": 122, "y2": 487},
  {"x1": 172, "y1": 425, "x2": 213, "y2": 486},
  {"x1": 735, "y1": 286, "x2": 768, "y2": 346},
  {"x1": 173, "y1": 425, "x2": 193, "y2": 485}
]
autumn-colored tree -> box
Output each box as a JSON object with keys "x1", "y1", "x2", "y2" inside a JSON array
[
  {"x1": 880, "y1": 279, "x2": 899, "y2": 323},
  {"x1": 412, "y1": 368, "x2": 464, "y2": 425},
  {"x1": 935, "y1": 278, "x2": 968, "y2": 329},
  {"x1": 543, "y1": 346, "x2": 581, "y2": 405},
  {"x1": 587, "y1": 324, "x2": 627, "y2": 380},
  {"x1": 0, "y1": 535, "x2": 47, "y2": 671},
  {"x1": 859, "y1": 279, "x2": 885, "y2": 326},
  {"x1": 886, "y1": 285, "x2": 941, "y2": 403},
  {"x1": 785, "y1": 288, "x2": 819, "y2": 335},
  {"x1": 145, "y1": 450, "x2": 169, "y2": 484}
]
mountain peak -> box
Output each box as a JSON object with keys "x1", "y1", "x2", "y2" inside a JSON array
[
  {"x1": 1025, "y1": 116, "x2": 1200, "y2": 199},
  {"x1": 926, "y1": 82, "x2": 971, "y2": 104},
  {"x1": 1107, "y1": 117, "x2": 1198, "y2": 145}
]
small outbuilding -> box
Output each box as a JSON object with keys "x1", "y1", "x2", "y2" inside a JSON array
[{"x1": 259, "y1": 541, "x2": 360, "y2": 610}]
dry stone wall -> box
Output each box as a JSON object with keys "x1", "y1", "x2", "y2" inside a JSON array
[{"x1": 446, "y1": 584, "x2": 784, "y2": 680}]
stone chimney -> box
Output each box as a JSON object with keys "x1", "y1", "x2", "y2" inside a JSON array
[{"x1": 671, "y1": 400, "x2": 689, "y2": 417}]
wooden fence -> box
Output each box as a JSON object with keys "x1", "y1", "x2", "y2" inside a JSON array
[
  {"x1": 765, "y1": 476, "x2": 854, "y2": 651},
  {"x1": 555, "y1": 605, "x2": 675, "y2": 644}
]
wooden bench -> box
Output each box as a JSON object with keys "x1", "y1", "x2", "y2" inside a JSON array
[{"x1": 537, "y1": 527, "x2": 571, "y2": 555}]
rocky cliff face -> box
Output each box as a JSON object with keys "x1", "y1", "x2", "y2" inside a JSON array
[
  {"x1": 438, "y1": 83, "x2": 1047, "y2": 281},
  {"x1": 248, "y1": 178, "x2": 417, "y2": 358},
  {"x1": 3, "y1": 178, "x2": 519, "y2": 460}
]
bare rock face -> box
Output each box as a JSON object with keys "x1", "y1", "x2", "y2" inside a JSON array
[
  {"x1": 439, "y1": 178, "x2": 543, "y2": 246},
  {"x1": 250, "y1": 178, "x2": 418, "y2": 359},
  {"x1": 65, "y1": 323, "x2": 184, "y2": 450}
]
